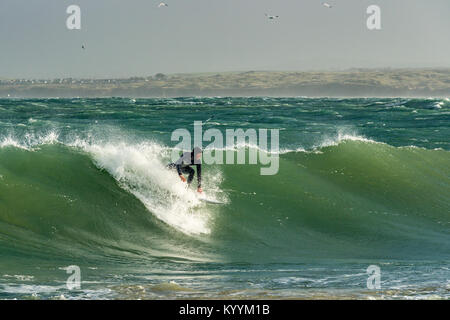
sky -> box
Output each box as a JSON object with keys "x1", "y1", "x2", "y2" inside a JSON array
[{"x1": 0, "y1": 0, "x2": 449, "y2": 79}]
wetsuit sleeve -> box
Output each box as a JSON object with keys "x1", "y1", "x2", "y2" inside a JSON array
[
  {"x1": 176, "y1": 163, "x2": 182, "y2": 176},
  {"x1": 196, "y1": 164, "x2": 202, "y2": 188},
  {"x1": 175, "y1": 154, "x2": 185, "y2": 176}
]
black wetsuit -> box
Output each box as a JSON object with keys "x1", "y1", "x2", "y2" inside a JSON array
[{"x1": 168, "y1": 152, "x2": 202, "y2": 187}]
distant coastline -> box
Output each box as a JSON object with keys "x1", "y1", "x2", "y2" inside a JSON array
[{"x1": 1, "y1": 68, "x2": 449, "y2": 98}]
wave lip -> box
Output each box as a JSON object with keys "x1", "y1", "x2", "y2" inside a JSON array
[
  {"x1": 314, "y1": 130, "x2": 381, "y2": 150},
  {"x1": 0, "y1": 131, "x2": 59, "y2": 150}
]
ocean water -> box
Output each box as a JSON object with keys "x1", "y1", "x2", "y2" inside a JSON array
[{"x1": 0, "y1": 97, "x2": 448, "y2": 299}]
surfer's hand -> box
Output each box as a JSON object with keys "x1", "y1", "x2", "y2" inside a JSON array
[
  {"x1": 179, "y1": 175, "x2": 187, "y2": 182},
  {"x1": 197, "y1": 187, "x2": 203, "y2": 193}
]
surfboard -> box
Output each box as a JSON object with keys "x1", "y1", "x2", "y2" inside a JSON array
[{"x1": 198, "y1": 196, "x2": 225, "y2": 205}]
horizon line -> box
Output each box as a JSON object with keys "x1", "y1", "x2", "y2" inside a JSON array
[{"x1": 2, "y1": 66, "x2": 450, "y2": 81}]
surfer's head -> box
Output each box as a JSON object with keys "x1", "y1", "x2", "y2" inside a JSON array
[{"x1": 192, "y1": 147, "x2": 202, "y2": 163}]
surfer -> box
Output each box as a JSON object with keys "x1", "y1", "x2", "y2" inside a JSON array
[{"x1": 168, "y1": 147, "x2": 203, "y2": 193}]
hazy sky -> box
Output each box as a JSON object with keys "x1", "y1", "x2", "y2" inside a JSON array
[{"x1": 0, "y1": 0, "x2": 449, "y2": 78}]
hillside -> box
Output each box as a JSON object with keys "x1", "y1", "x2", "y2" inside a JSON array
[{"x1": 1, "y1": 69, "x2": 449, "y2": 98}]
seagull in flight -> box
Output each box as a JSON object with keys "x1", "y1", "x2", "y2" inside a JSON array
[
  {"x1": 158, "y1": 2, "x2": 168, "y2": 7},
  {"x1": 322, "y1": 2, "x2": 333, "y2": 8},
  {"x1": 265, "y1": 13, "x2": 279, "y2": 20}
]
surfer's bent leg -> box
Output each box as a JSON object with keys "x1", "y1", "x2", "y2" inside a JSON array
[{"x1": 182, "y1": 167, "x2": 195, "y2": 185}]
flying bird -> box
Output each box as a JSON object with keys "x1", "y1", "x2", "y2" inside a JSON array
[
  {"x1": 322, "y1": 2, "x2": 332, "y2": 8},
  {"x1": 265, "y1": 13, "x2": 279, "y2": 20},
  {"x1": 158, "y1": 2, "x2": 168, "y2": 7}
]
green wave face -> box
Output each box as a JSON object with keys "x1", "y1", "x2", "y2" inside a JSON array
[
  {"x1": 216, "y1": 141, "x2": 449, "y2": 262},
  {"x1": 0, "y1": 141, "x2": 448, "y2": 268},
  {"x1": 0, "y1": 145, "x2": 216, "y2": 266}
]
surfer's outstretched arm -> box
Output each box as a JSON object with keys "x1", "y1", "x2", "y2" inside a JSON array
[
  {"x1": 175, "y1": 153, "x2": 189, "y2": 182},
  {"x1": 196, "y1": 164, "x2": 202, "y2": 193},
  {"x1": 176, "y1": 164, "x2": 187, "y2": 182},
  {"x1": 175, "y1": 163, "x2": 183, "y2": 176}
]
